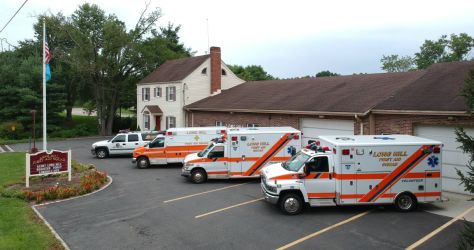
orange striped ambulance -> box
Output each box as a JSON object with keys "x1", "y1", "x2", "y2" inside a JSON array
[
  {"x1": 182, "y1": 127, "x2": 301, "y2": 183},
  {"x1": 132, "y1": 127, "x2": 226, "y2": 168},
  {"x1": 261, "y1": 135, "x2": 442, "y2": 215}
]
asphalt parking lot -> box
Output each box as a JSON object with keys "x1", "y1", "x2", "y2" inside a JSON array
[{"x1": 10, "y1": 138, "x2": 474, "y2": 249}]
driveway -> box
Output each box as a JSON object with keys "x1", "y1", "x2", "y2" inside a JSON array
[{"x1": 10, "y1": 138, "x2": 474, "y2": 249}]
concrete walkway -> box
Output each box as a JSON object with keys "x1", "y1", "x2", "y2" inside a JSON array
[{"x1": 424, "y1": 192, "x2": 474, "y2": 222}]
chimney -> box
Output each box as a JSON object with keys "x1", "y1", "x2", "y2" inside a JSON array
[{"x1": 210, "y1": 46, "x2": 221, "y2": 94}]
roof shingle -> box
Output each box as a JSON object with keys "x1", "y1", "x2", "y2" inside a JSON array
[
  {"x1": 140, "y1": 55, "x2": 210, "y2": 83},
  {"x1": 186, "y1": 61, "x2": 474, "y2": 114}
]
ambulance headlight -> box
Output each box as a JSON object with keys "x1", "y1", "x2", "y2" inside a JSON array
[
  {"x1": 185, "y1": 162, "x2": 194, "y2": 167},
  {"x1": 264, "y1": 181, "x2": 277, "y2": 193}
]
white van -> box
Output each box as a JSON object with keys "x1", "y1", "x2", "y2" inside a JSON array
[
  {"x1": 182, "y1": 127, "x2": 301, "y2": 183},
  {"x1": 132, "y1": 127, "x2": 226, "y2": 168},
  {"x1": 261, "y1": 135, "x2": 442, "y2": 214}
]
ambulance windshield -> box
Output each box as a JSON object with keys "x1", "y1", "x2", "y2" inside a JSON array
[
  {"x1": 198, "y1": 142, "x2": 215, "y2": 157},
  {"x1": 282, "y1": 152, "x2": 311, "y2": 172}
]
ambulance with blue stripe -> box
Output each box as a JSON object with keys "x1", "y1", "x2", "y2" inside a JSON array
[
  {"x1": 261, "y1": 135, "x2": 442, "y2": 215},
  {"x1": 182, "y1": 127, "x2": 301, "y2": 183}
]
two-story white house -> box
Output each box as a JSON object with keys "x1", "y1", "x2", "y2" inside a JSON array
[{"x1": 136, "y1": 47, "x2": 244, "y2": 130}]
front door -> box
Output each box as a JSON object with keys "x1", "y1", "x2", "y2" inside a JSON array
[
  {"x1": 155, "y1": 116, "x2": 161, "y2": 131},
  {"x1": 304, "y1": 156, "x2": 336, "y2": 202}
]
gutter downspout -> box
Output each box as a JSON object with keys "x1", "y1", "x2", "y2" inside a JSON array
[{"x1": 355, "y1": 114, "x2": 363, "y2": 135}]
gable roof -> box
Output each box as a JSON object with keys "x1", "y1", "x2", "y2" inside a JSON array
[
  {"x1": 185, "y1": 61, "x2": 474, "y2": 115},
  {"x1": 140, "y1": 55, "x2": 210, "y2": 84},
  {"x1": 373, "y1": 61, "x2": 474, "y2": 113},
  {"x1": 142, "y1": 105, "x2": 163, "y2": 114}
]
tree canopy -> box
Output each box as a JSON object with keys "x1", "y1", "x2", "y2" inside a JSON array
[
  {"x1": 0, "y1": 3, "x2": 193, "y2": 137},
  {"x1": 380, "y1": 33, "x2": 474, "y2": 72},
  {"x1": 228, "y1": 64, "x2": 275, "y2": 81}
]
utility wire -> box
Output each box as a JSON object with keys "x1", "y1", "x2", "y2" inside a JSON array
[{"x1": 0, "y1": 0, "x2": 29, "y2": 34}]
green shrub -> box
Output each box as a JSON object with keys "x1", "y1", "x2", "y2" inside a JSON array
[{"x1": 0, "y1": 121, "x2": 24, "y2": 139}]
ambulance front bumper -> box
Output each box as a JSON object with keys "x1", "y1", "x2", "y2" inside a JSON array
[
  {"x1": 181, "y1": 167, "x2": 191, "y2": 177},
  {"x1": 261, "y1": 184, "x2": 279, "y2": 205}
]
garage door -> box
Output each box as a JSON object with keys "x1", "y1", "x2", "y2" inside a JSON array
[
  {"x1": 301, "y1": 118, "x2": 354, "y2": 145},
  {"x1": 415, "y1": 125, "x2": 474, "y2": 195}
]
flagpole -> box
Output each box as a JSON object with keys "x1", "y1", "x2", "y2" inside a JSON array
[{"x1": 42, "y1": 18, "x2": 47, "y2": 151}]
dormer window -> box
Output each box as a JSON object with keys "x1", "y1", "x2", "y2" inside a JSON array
[
  {"x1": 221, "y1": 69, "x2": 227, "y2": 75},
  {"x1": 201, "y1": 68, "x2": 207, "y2": 74}
]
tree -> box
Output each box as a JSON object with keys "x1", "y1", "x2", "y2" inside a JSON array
[
  {"x1": 37, "y1": 3, "x2": 192, "y2": 135},
  {"x1": 380, "y1": 55, "x2": 415, "y2": 72},
  {"x1": 228, "y1": 64, "x2": 275, "y2": 81},
  {"x1": 315, "y1": 70, "x2": 340, "y2": 77},
  {"x1": 415, "y1": 33, "x2": 474, "y2": 69},
  {"x1": 455, "y1": 67, "x2": 474, "y2": 248},
  {"x1": 380, "y1": 33, "x2": 474, "y2": 72}
]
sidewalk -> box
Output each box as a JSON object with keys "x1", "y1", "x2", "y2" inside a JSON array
[{"x1": 423, "y1": 191, "x2": 474, "y2": 221}]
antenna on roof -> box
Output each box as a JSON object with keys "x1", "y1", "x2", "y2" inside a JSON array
[{"x1": 206, "y1": 18, "x2": 210, "y2": 54}]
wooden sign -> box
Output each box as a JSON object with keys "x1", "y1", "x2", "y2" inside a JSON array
[{"x1": 26, "y1": 150, "x2": 71, "y2": 187}]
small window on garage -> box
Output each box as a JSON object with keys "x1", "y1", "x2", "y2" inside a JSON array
[
  {"x1": 201, "y1": 68, "x2": 207, "y2": 74},
  {"x1": 128, "y1": 134, "x2": 139, "y2": 142}
]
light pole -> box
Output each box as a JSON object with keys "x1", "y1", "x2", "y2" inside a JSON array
[{"x1": 30, "y1": 110, "x2": 38, "y2": 153}]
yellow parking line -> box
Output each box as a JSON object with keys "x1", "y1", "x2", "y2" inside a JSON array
[
  {"x1": 276, "y1": 210, "x2": 372, "y2": 250},
  {"x1": 195, "y1": 198, "x2": 264, "y2": 219},
  {"x1": 406, "y1": 205, "x2": 474, "y2": 250},
  {"x1": 163, "y1": 182, "x2": 249, "y2": 203}
]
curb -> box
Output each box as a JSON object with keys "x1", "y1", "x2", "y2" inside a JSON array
[{"x1": 31, "y1": 175, "x2": 113, "y2": 250}]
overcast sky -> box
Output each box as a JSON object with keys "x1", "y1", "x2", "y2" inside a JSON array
[{"x1": 1, "y1": 0, "x2": 474, "y2": 78}]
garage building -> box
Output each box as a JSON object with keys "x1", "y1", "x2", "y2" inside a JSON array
[{"x1": 185, "y1": 61, "x2": 474, "y2": 194}]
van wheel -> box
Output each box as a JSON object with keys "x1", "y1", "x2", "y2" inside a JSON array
[
  {"x1": 137, "y1": 157, "x2": 150, "y2": 169},
  {"x1": 191, "y1": 169, "x2": 207, "y2": 184},
  {"x1": 395, "y1": 193, "x2": 417, "y2": 212},
  {"x1": 96, "y1": 148, "x2": 108, "y2": 159},
  {"x1": 279, "y1": 193, "x2": 303, "y2": 215}
]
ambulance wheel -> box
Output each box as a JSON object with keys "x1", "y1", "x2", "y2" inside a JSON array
[
  {"x1": 137, "y1": 157, "x2": 150, "y2": 169},
  {"x1": 96, "y1": 148, "x2": 108, "y2": 159},
  {"x1": 395, "y1": 193, "x2": 417, "y2": 212},
  {"x1": 279, "y1": 193, "x2": 303, "y2": 215},
  {"x1": 191, "y1": 169, "x2": 207, "y2": 184}
]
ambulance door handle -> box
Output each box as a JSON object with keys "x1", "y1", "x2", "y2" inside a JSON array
[
  {"x1": 426, "y1": 173, "x2": 432, "y2": 177},
  {"x1": 356, "y1": 168, "x2": 361, "y2": 172},
  {"x1": 329, "y1": 173, "x2": 332, "y2": 180},
  {"x1": 242, "y1": 155, "x2": 245, "y2": 161},
  {"x1": 350, "y1": 181, "x2": 353, "y2": 186}
]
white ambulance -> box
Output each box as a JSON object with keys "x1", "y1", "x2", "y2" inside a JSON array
[
  {"x1": 261, "y1": 135, "x2": 442, "y2": 215},
  {"x1": 182, "y1": 127, "x2": 301, "y2": 183},
  {"x1": 132, "y1": 127, "x2": 226, "y2": 168}
]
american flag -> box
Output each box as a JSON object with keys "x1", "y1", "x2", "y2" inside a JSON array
[{"x1": 44, "y1": 38, "x2": 52, "y2": 64}]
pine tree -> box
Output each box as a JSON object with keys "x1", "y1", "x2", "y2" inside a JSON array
[{"x1": 455, "y1": 67, "x2": 474, "y2": 249}]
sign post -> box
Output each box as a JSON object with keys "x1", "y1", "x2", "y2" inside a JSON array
[{"x1": 26, "y1": 150, "x2": 71, "y2": 188}]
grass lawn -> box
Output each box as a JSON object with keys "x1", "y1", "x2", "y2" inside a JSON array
[{"x1": 0, "y1": 153, "x2": 63, "y2": 249}]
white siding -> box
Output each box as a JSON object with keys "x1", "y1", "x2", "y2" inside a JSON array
[
  {"x1": 137, "y1": 57, "x2": 244, "y2": 130},
  {"x1": 221, "y1": 63, "x2": 245, "y2": 90},
  {"x1": 415, "y1": 125, "x2": 474, "y2": 195}
]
